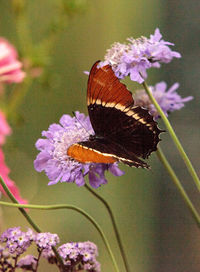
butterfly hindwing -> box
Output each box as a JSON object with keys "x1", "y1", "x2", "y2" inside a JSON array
[{"x1": 68, "y1": 139, "x2": 149, "y2": 168}]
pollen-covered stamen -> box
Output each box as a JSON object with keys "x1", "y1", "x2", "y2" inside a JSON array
[
  {"x1": 104, "y1": 42, "x2": 130, "y2": 70},
  {"x1": 53, "y1": 127, "x2": 92, "y2": 163}
]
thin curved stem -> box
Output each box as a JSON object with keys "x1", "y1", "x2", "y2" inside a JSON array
[
  {"x1": 35, "y1": 250, "x2": 42, "y2": 272},
  {"x1": 84, "y1": 184, "x2": 130, "y2": 272},
  {"x1": 0, "y1": 200, "x2": 120, "y2": 272},
  {"x1": 0, "y1": 175, "x2": 40, "y2": 232},
  {"x1": 0, "y1": 176, "x2": 120, "y2": 272},
  {"x1": 156, "y1": 147, "x2": 200, "y2": 227},
  {"x1": 142, "y1": 81, "x2": 200, "y2": 193},
  {"x1": 0, "y1": 176, "x2": 65, "y2": 269}
]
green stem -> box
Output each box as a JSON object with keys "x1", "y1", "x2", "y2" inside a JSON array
[
  {"x1": 0, "y1": 175, "x2": 40, "y2": 232},
  {"x1": 0, "y1": 177, "x2": 120, "y2": 272},
  {"x1": 0, "y1": 201, "x2": 120, "y2": 272},
  {"x1": 35, "y1": 249, "x2": 42, "y2": 272},
  {"x1": 0, "y1": 176, "x2": 65, "y2": 269},
  {"x1": 156, "y1": 147, "x2": 200, "y2": 227},
  {"x1": 84, "y1": 184, "x2": 130, "y2": 272},
  {"x1": 142, "y1": 81, "x2": 200, "y2": 193}
]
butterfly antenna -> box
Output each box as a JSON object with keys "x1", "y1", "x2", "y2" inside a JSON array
[{"x1": 72, "y1": 111, "x2": 91, "y2": 136}]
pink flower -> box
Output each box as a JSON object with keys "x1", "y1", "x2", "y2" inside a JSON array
[
  {"x1": 0, "y1": 111, "x2": 12, "y2": 145},
  {"x1": 0, "y1": 148, "x2": 27, "y2": 204},
  {"x1": 0, "y1": 38, "x2": 25, "y2": 83}
]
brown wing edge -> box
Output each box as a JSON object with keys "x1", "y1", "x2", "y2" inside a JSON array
[{"x1": 87, "y1": 61, "x2": 134, "y2": 108}]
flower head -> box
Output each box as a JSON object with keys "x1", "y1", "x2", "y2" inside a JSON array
[
  {"x1": 58, "y1": 241, "x2": 100, "y2": 271},
  {"x1": 0, "y1": 228, "x2": 101, "y2": 272},
  {"x1": 0, "y1": 38, "x2": 25, "y2": 83},
  {"x1": 101, "y1": 28, "x2": 181, "y2": 83},
  {"x1": 34, "y1": 111, "x2": 124, "y2": 188},
  {"x1": 17, "y1": 255, "x2": 37, "y2": 271},
  {"x1": 133, "y1": 82, "x2": 193, "y2": 119},
  {"x1": 35, "y1": 232, "x2": 59, "y2": 250},
  {"x1": 0, "y1": 148, "x2": 27, "y2": 204},
  {"x1": 0, "y1": 111, "x2": 11, "y2": 145},
  {"x1": 0, "y1": 227, "x2": 32, "y2": 256}
]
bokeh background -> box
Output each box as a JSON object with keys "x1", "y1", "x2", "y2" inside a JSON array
[{"x1": 0, "y1": 0, "x2": 199, "y2": 271}]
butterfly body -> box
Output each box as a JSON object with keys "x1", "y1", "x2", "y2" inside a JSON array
[{"x1": 67, "y1": 61, "x2": 162, "y2": 168}]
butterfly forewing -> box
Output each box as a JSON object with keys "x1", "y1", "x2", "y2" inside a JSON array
[{"x1": 87, "y1": 61, "x2": 134, "y2": 110}]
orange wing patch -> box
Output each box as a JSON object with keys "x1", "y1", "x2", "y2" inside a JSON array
[{"x1": 67, "y1": 144, "x2": 117, "y2": 164}]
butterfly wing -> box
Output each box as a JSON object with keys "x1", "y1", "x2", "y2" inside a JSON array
[
  {"x1": 87, "y1": 61, "x2": 161, "y2": 159},
  {"x1": 67, "y1": 61, "x2": 161, "y2": 168},
  {"x1": 67, "y1": 138, "x2": 149, "y2": 168}
]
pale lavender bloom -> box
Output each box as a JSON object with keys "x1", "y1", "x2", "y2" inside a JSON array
[
  {"x1": 0, "y1": 227, "x2": 21, "y2": 242},
  {"x1": 133, "y1": 81, "x2": 193, "y2": 119},
  {"x1": 148, "y1": 28, "x2": 181, "y2": 64},
  {"x1": 1, "y1": 228, "x2": 101, "y2": 271},
  {"x1": 78, "y1": 241, "x2": 98, "y2": 262},
  {"x1": 58, "y1": 241, "x2": 100, "y2": 271},
  {"x1": 58, "y1": 242, "x2": 78, "y2": 260},
  {"x1": 26, "y1": 228, "x2": 36, "y2": 242},
  {"x1": 0, "y1": 227, "x2": 32, "y2": 256},
  {"x1": 34, "y1": 111, "x2": 124, "y2": 188},
  {"x1": 35, "y1": 232, "x2": 59, "y2": 250},
  {"x1": 17, "y1": 255, "x2": 37, "y2": 271},
  {"x1": 101, "y1": 28, "x2": 181, "y2": 83}
]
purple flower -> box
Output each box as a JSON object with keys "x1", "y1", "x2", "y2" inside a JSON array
[
  {"x1": 101, "y1": 28, "x2": 181, "y2": 83},
  {"x1": 58, "y1": 241, "x2": 100, "y2": 271},
  {"x1": 26, "y1": 228, "x2": 36, "y2": 242},
  {"x1": 1, "y1": 228, "x2": 101, "y2": 271},
  {"x1": 0, "y1": 227, "x2": 32, "y2": 256},
  {"x1": 133, "y1": 81, "x2": 193, "y2": 119},
  {"x1": 35, "y1": 232, "x2": 59, "y2": 250},
  {"x1": 148, "y1": 28, "x2": 181, "y2": 64},
  {"x1": 34, "y1": 111, "x2": 124, "y2": 188},
  {"x1": 17, "y1": 255, "x2": 37, "y2": 270}
]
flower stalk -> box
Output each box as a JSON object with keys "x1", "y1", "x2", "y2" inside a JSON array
[
  {"x1": 142, "y1": 81, "x2": 200, "y2": 193},
  {"x1": 0, "y1": 176, "x2": 65, "y2": 270},
  {"x1": 156, "y1": 147, "x2": 200, "y2": 227},
  {"x1": 0, "y1": 176, "x2": 120, "y2": 272},
  {"x1": 85, "y1": 184, "x2": 131, "y2": 272}
]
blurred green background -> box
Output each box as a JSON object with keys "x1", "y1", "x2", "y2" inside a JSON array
[{"x1": 0, "y1": 0, "x2": 199, "y2": 271}]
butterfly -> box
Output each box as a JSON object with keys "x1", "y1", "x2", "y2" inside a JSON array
[{"x1": 67, "y1": 61, "x2": 162, "y2": 168}]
